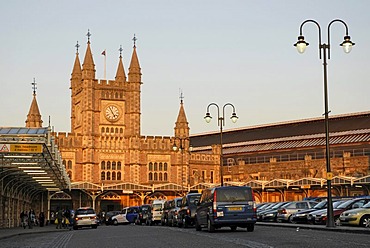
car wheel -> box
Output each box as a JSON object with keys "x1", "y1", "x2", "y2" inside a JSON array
[
  {"x1": 92, "y1": 225, "x2": 97, "y2": 229},
  {"x1": 195, "y1": 217, "x2": 201, "y2": 231},
  {"x1": 247, "y1": 224, "x2": 254, "y2": 232},
  {"x1": 113, "y1": 219, "x2": 118, "y2": 226},
  {"x1": 207, "y1": 217, "x2": 215, "y2": 233},
  {"x1": 360, "y1": 215, "x2": 370, "y2": 228},
  {"x1": 334, "y1": 217, "x2": 341, "y2": 226},
  {"x1": 177, "y1": 216, "x2": 183, "y2": 228},
  {"x1": 183, "y1": 217, "x2": 188, "y2": 228},
  {"x1": 230, "y1": 226, "x2": 237, "y2": 231}
]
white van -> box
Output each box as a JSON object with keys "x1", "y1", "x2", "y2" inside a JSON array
[{"x1": 151, "y1": 199, "x2": 166, "y2": 225}]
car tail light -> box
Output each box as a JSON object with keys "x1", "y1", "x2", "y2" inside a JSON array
[
  {"x1": 186, "y1": 209, "x2": 190, "y2": 216},
  {"x1": 90, "y1": 216, "x2": 96, "y2": 220},
  {"x1": 213, "y1": 190, "x2": 217, "y2": 217},
  {"x1": 280, "y1": 209, "x2": 287, "y2": 214}
]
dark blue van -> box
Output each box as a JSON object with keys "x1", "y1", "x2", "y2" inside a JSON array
[{"x1": 195, "y1": 186, "x2": 256, "y2": 232}]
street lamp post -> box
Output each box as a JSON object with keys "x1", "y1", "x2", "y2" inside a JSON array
[
  {"x1": 204, "y1": 103, "x2": 238, "y2": 186},
  {"x1": 294, "y1": 19, "x2": 355, "y2": 227}
]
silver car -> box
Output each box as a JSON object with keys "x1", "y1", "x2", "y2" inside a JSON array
[
  {"x1": 73, "y1": 207, "x2": 98, "y2": 230},
  {"x1": 277, "y1": 201, "x2": 318, "y2": 222}
]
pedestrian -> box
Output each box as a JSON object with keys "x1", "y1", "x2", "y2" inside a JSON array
[
  {"x1": 56, "y1": 208, "x2": 63, "y2": 229},
  {"x1": 63, "y1": 208, "x2": 71, "y2": 229},
  {"x1": 28, "y1": 209, "x2": 35, "y2": 229},
  {"x1": 20, "y1": 211, "x2": 28, "y2": 229},
  {"x1": 39, "y1": 212, "x2": 45, "y2": 227}
]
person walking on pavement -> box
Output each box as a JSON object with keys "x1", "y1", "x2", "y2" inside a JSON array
[
  {"x1": 39, "y1": 212, "x2": 45, "y2": 227},
  {"x1": 56, "y1": 208, "x2": 63, "y2": 229}
]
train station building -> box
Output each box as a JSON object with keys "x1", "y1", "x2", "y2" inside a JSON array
[{"x1": 1, "y1": 33, "x2": 369, "y2": 227}]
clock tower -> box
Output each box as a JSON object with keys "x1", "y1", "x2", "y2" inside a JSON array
[{"x1": 68, "y1": 32, "x2": 142, "y2": 182}]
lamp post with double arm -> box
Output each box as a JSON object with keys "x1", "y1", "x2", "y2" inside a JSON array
[
  {"x1": 204, "y1": 103, "x2": 238, "y2": 186},
  {"x1": 294, "y1": 19, "x2": 355, "y2": 227}
]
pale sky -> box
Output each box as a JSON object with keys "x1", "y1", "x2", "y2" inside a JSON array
[{"x1": 0, "y1": 0, "x2": 369, "y2": 136}]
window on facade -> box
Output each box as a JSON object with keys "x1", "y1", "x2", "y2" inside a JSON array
[
  {"x1": 120, "y1": 128, "x2": 123, "y2": 133},
  {"x1": 164, "y1": 172, "x2": 168, "y2": 181},
  {"x1": 110, "y1": 128, "x2": 114, "y2": 133},
  {"x1": 107, "y1": 172, "x2": 111, "y2": 180},
  {"x1": 149, "y1": 162, "x2": 153, "y2": 171},
  {"x1": 164, "y1": 163, "x2": 168, "y2": 171},
  {"x1": 115, "y1": 128, "x2": 118, "y2": 133},
  {"x1": 117, "y1": 172, "x2": 121, "y2": 180},
  {"x1": 112, "y1": 162, "x2": 116, "y2": 170},
  {"x1": 154, "y1": 162, "x2": 158, "y2": 171},
  {"x1": 68, "y1": 160, "x2": 72, "y2": 169},
  {"x1": 101, "y1": 172, "x2": 105, "y2": 180},
  {"x1": 210, "y1": 171, "x2": 214, "y2": 183},
  {"x1": 149, "y1": 172, "x2": 153, "y2": 181},
  {"x1": 117, "y1": 162, "x2": 121, "y2": 170},
  {"x1": 107, "y1": 161, "x2": 111, "y2": 170},
  {"x1": 112, "y1": 172, "x2": 116, "y2": 180},
  {"x1": 101, "y1": 127, "x2": 105, "y2": 133},
  {"x1": 101, "y1": 161, "x2": 106, "y2": 170},
  {"x1": 106, "y1": 127, "x2": 109, "y2": 133},
  {"x1": 159, "y1": 173, "x2": 163, "y2": 181},
  {"x1": 154, "y1": 172, "x2": 158, "y2": 181},
  {"x1": 159, "y1": 162, "x2": 163, "y2": 171},
  {"x1": 202, "y1": 170, "x2": 206, "y2": 180}
]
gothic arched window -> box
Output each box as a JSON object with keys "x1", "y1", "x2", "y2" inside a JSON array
[
  {"x1": 101, "y1": 172, "x2": 105, "y2": 180},
  {"x1": 112, "y1": 162, "x2": 116, "y2": 170},
  {"x1": 117, "y1": 162, "x2": 121, "y2": 170},
  {"x1": 117, "y1": 172, "x2": 121, "y2": 180},
  {"x1": 101, "y1": 161, "x2": 106, "y2": 170}
]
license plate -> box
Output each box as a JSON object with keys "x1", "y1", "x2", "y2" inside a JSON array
[
  {"x1": 228, "y1": 207, "x2": 242, "y2": 211},
  {"x1": 83, "y1": 217, "x2": 90, "y2": 220}
]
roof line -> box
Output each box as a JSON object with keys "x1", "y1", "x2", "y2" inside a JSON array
[{"x1": 191, "y1": 111, "x2": 370, "y2": 137}]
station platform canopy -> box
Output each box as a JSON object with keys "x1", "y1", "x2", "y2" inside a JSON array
[{"x1": 0, "y1": 127, "x2": 70, "y2": 193}]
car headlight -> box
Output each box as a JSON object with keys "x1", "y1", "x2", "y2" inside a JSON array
[{"x1": 347, "y1": 212, "x2": 360, "y2": 216}]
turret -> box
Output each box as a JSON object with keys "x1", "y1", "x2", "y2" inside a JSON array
[
  {"x1": 25, "y1": 78, "x2": 43, "y2": 128},
  {"x1": 82, "y1": 30, "x2": 96, "y2": 80}
]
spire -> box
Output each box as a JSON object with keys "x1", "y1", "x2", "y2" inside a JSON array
[
  {"x1": 26, "y1": 78, "x2": 43, "y2": 128},
  {"x1": 82, "y1": 29, "x2": 96, "y2": 79},
  {"x1": 115, "y1": 45, "x2": 127, "y2": 83},
  {"x1": 71, "y1": 41, "x2": 82, "y2": 80},
  {"x1": 128, "y1": 34, "x2": 142, "y2": 82},
  {"x1": 174, "y1": 91, "x2": 189, "y2": 138}
]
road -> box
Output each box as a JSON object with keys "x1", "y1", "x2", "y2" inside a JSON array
[{"x1": 2, "y1": 224, "x2": 370, "y2": 248}]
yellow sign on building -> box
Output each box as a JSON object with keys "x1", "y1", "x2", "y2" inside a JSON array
[{"x1": 0, "y1": 144, "x2": 43, "y2": 153}]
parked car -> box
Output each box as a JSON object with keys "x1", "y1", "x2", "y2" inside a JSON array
[
  {"x1": 340, "y1": 201, "x2": 370, "y2": 227},
  {"x1": 151, "y1": 199, "x2": 166, "y2": 225},
  {"x1": 109, "y1": 208, "x2": 130, "y2": 225},
  {"x1": 73, "y1": 207, "x2": 98, "y2": 230},
  {"x1": 291, "y1": 200, "x2": 331, "y2": 224},
  {"x1": 311, "y1": 198, "x2": 370, "y2": 225},
  {"x1": 276, "y1": 200, "x2": 318, "y2": 223},
  {"x1": 307, "y1": 200, "x2": 345, "y2": 224},
  {"x1": 105, "y1": 211, "x2": 121, "y2": 225},
  {"x1": 168, "y1": 197, "x2": 182, "y2": 227},
  {"x1": 125, "y1": 206, "x2": 140, "y2": 223},
  {"x1": 136, "y1": 204, "x2": 152, "y2": 225},
  {"x1": 161, "y1": 200, "x2": 173, "y2": 226},
  {"x1": 259, "y1": 202, "x2": 290, "y2": 222},
  {"x1": 177, "y1": 193, "x2": 201, "y2": 228},
  {"x1": 195, "y1": 186, "x2": 256, "y2": 232}
]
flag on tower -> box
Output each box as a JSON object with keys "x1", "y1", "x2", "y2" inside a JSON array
[{"x1": 101, "y1": 50, "x2": 106, "y2": 56}]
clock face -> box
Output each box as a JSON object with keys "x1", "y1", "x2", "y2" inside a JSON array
[{"x1": 105, "y1": 105, "x2": 120, "y2": 121}]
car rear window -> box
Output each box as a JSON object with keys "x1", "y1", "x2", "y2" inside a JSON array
[
  {"x1": 76, "y1": 209, "x2": 95, "y2": 215},
  {"x1": 152, "y1": 204, "x2": 162, "y2": 211},
  {"x1": 216, "y1": 187, "x2": 253, "y2": 202},
  {"x1": 189, "y1": 195, "x2": 201, "y2": 205}
]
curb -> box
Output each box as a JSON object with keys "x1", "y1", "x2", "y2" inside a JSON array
[{"x1": 256, "y1": 222, "x2": 370, "y2": 234}]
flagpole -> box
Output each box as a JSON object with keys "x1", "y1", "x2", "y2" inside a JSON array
[{"x1": 104, "y1": 49, "x2": 106, "y2": 79}]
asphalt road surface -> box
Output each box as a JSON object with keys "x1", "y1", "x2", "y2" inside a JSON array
[{"x1": 2, "y1": 224, "x2": 370, "y2": 248}]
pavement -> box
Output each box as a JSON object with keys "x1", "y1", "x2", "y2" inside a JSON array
[
  {"x1": 0, "y1": 222, "x2": 369, "y2": 240},
  {"x1": 0, "y1": 223, "x2": 69, "y2": 240}
]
